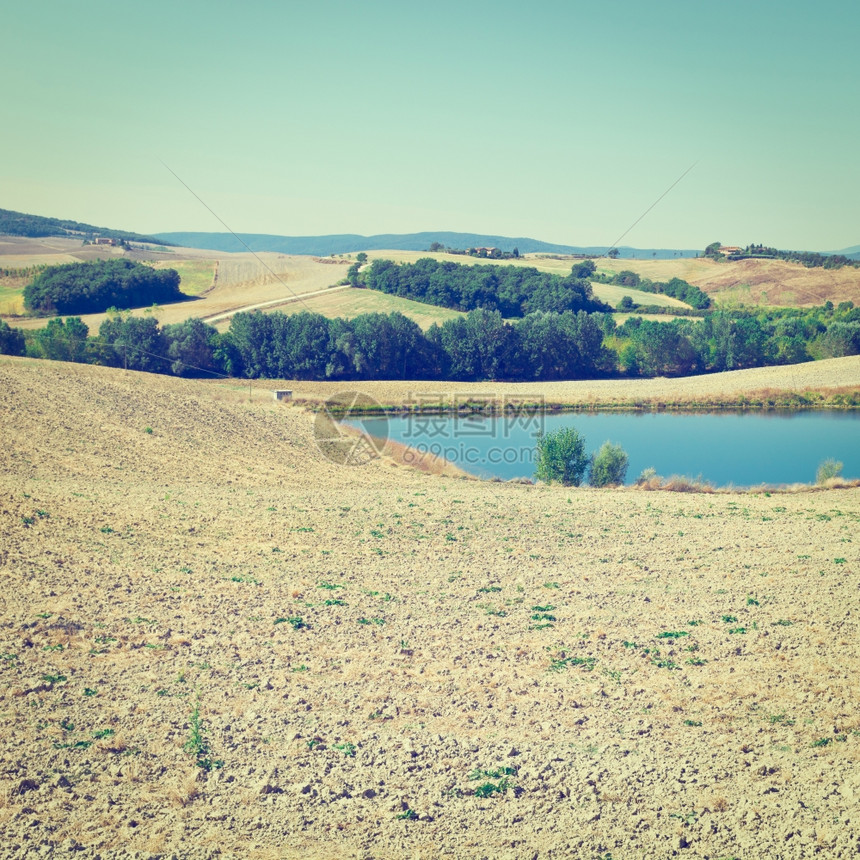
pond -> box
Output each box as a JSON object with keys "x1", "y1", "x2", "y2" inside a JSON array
[{"x1": 346, "y1": 410, "x2": 860, "y2": 486}]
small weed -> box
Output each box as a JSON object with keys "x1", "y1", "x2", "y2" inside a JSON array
[
  {"x1": 670, "y1": 811, "x2": 698, "y2": 825},
  {"x1": 747, "y1": 596, "x2": 760, "y2": 606},
  {"x1": 21, "y1": 516, "x2": 35, "y2": 527},
  {"x1": 324, "y1": 598, "x2": 348, "y2": 607},
  {"x1": 532, "y1": 604, "x2": 555, "y2": 612},
  {"x1": 396, "y1": 808, "x2": 419, "y2": 820},
  {"x1": 100, "y1": 526, "x2": 114, "y2": 534},
  {"x1": 768, "y1": 713, "x2": 795, "y2": 726},
  {"x1": 53, "y1": 740, "x2": 92, "y2": 750},
  {"x1": 478, "y1": 586, "x2": 502, "y2": 593},
  {"x1": 474, "y1": 779, "x2": 513, "y2": 798},
  {"x1": 369, "y1": 710, "x2": 393, "y2": 722},
  {"x1": 834, "y1": 558, "x2": 847, "y2": 564},
  {"x1": 721, "y1": 615, "x2": 738, "y2": 623},
  {"x1": 357, "y1": 617, "x2": 386, "y2": 626},
  {"x1": 728, "y1": 627, "x2": 747, "y2": 635},
  {"x1": 92, "y1": 728, "x2": 115, "y2": 740},
  {"x1": 183, "y1": 700, "x2": 223, "y2": 771},
  {"x1": 291, "y1": 665, "x2": 309, "y2": 673},
  {"x1": 83, "y1": 688, "x2": 98, "y2": 696},
  {"x1": 469, "y1": 766, "x2": 517, "y2": 780},
  {"x1": 318, "y1": 581, "x2": 343, "y2": 590},
  {"x1": 41, "y1": 673, "x2": 67, "y2": 685},
  {"x1": 651, "y1": 657, "x2": 679, "y2": 670},
  {"x1": 43, "y1": 644, "x2": 64, "y2": 651},
  {"x1": 811, "y1": 737, "x2": 832, "y2": 748},
  {"x1": 549, "y1": 655, "x2": 596, "y2": 673},
  {"x1": 774, "y1": 619, "x2": 794, "y2": 626},
  {"x1": 60, "y1": 718, "x2": 75, "y2": 732},
  {"x1": 655, "y1": 631, "x2": 689, "y2": 639},
  {"x1": 334, "y1": 742, "x2": 356, "y2": 757},
  {"x1": 543, "y1": 582, "x2": 560, "y2": 589},
  {"x1": 683, "y1": 719, "x2": 703, "y2": 727},
  {"x1": 686, "y1": 657, "x2": 708, "y2": 666},
  {"x1": 144, "y1": 427, "x2": 153, "y2": 434},
  {"x1": 275, "y1": 616, "x2": 307, "y2": 630}
]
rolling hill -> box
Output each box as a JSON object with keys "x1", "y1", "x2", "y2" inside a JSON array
[
  {"x1": 0, "y1": 207, "x2": 171, "y2": 246},
  {"x1": 154, "y1": 230, "x2": 700, "y2": 259}
]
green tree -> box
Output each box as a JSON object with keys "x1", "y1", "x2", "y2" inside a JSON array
[
  {"x1": 571, "y1": 259, "x2": 596, "y2": 278},
  {"x1": 356, "y1": 252, "x2": 368, "y2": 264},
  {"x1": 97, "y1": 314, "x2": 165, "y2": 373},
  {"x1": 588, "y1": 441, "x2": 629, "y2": 487},
  {"x1": 162, "y1": 318, "x2": 219, "y2": 376},
  {"x1": 0, "y1": 320, "x2": 26, "y2": 356},
  {"x1": 28, "y1": 317, "x2": 90, "y2": 363},
  {"x1": 607, "y1": 248, "x2": 620, "y2": 259},
  {"x1": 535, "y1": 426, "x2": 588, "y2": 486}
]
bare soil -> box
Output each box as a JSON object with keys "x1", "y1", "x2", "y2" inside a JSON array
[{"x1": 0, "y1": 357, "x2": 859, "y2": 859}]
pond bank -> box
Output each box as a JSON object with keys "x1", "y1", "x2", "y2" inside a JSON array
[{"x1": 275, "y1": 355, "x2": 860, "y2": 413}]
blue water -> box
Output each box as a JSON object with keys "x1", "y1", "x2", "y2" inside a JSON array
[{"x1": 346, "y1": 410, "x2": 860, "y2": 485}]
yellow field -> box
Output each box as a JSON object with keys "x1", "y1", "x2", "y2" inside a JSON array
[
  {"x1": 211, "y1": 287, "x2": 466, "y2": 331},
  {"x1": 151, "y1": 259, "x2": 215, "y2": 296}
]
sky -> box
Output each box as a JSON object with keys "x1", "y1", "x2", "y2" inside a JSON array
[{"x1": 3, "y1": 0, "x2": 859, "y2": 251}]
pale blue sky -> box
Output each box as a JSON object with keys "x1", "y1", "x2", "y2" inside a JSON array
[{"x1": 3, "y1": 0, "x2": 858, "y2": 250}]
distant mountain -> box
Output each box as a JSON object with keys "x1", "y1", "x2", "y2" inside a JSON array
[
  {"x1": 0, "y1": 207, "x2": 172, "y2": 246},
  {"x1": 154, "y1": 230, "x2": 699, "y2": 260},
  {"x1": 834, "y1": 245, "x2": 860, "y2": 260}
]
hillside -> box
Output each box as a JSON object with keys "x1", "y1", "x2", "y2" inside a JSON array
[
  {"x1": 0, "y1": 356, "x2": 859, "y2": 857},
  {"x1": 595, "y1": 256, "x2": 860, "y2": 307},
  {"x1": 0, "y1": 207, "x2": 171, "y2": 246}
]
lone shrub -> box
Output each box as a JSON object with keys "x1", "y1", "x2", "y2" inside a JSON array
[
  {"x1": 816, "y1": 458, "x2": 843, "y2": 485},
  {"x1": 588, "y1": 441, "x2": 629, "y2": 487},
  {"x1": 535, "y1": 427, "x2": 587, "y2": 486}
]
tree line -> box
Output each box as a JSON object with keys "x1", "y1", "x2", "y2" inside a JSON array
[
  {"x1": 24, "y1": 259, "x2": 184, "y2": 315},
  {"x1": 1, "y1": 301, "x2": 857, "y2": 382},
  {"x1": 361, "y1": 258, "x2": 610, "y2": 317},
  {"x1": 0, "y1": 207, "x2": 171, "y2": 245}
]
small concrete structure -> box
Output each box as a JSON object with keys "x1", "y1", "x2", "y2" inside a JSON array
[{"x1": 272, "y1": 390, "x2": 293, "y2": 401}]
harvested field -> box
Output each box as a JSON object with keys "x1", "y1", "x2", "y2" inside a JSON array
[
  {"x1": 230, "y1": 287, "x2": 466, "y2": 332},
  {"x1": 595, "y1": 257, "x2": 860, "y2": 308},
  {"x1": 4, "y1": 251, "x2": 345, "y2": 333},
  {"x1": 1, "y1": 355, "x2": 858, "y2": 858}
]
